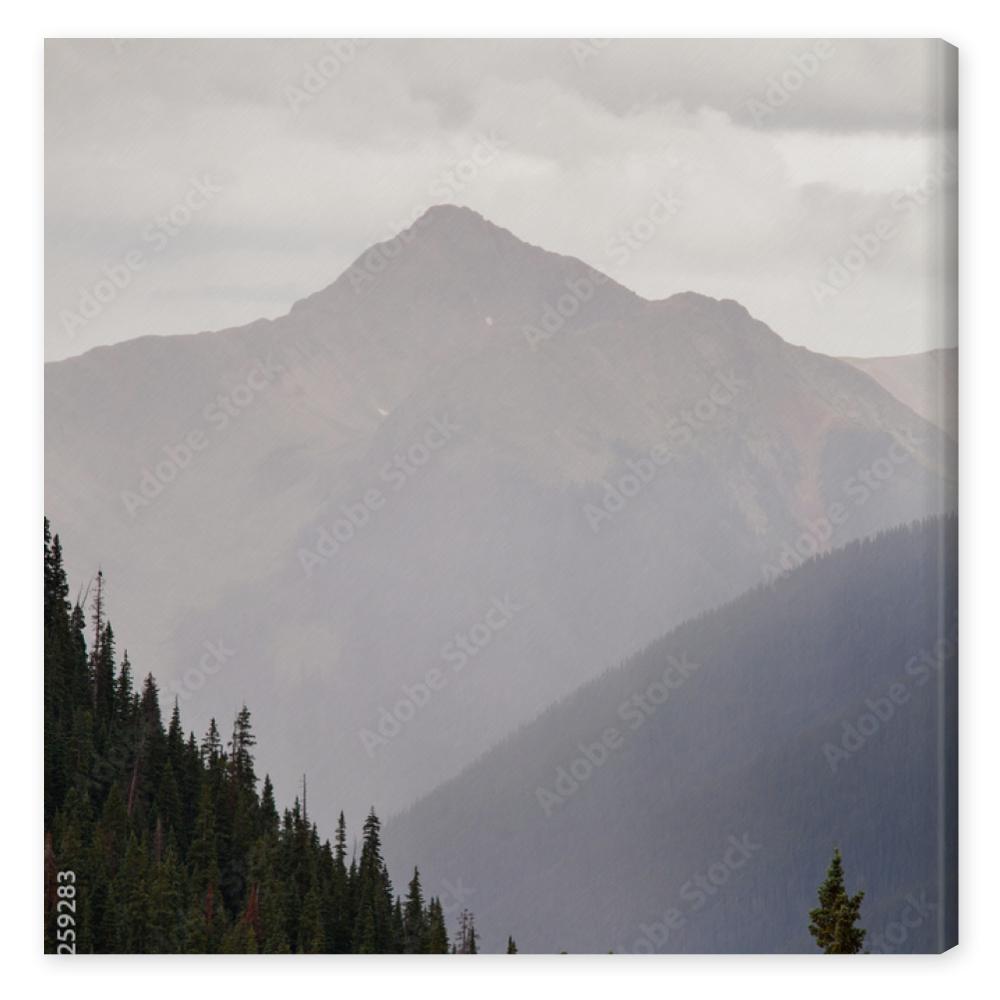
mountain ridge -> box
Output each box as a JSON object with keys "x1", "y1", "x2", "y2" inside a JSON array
[
  {"x1": 385, "y1": 517, "x2": 958, "y2": 953},
  {"x1": 48, "y1": 205, "x2": 784, "y2": 368},
  {"x1": 45, "y1": 206, "x2": 956, "y2": 833},
  {"x1": 840, "y1": 347, "x2": 957, "y2": 441}
]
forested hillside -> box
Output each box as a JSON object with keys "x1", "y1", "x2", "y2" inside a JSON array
[
  {"x1": 43, "y1": 519, "x2": 486, "y2": 954},
  {"x1": 387, "y1": 517, "x2": 958, "y2": 953},
  {"x1": 43, "y1": 514, "x2": 957, "y2": 953}
]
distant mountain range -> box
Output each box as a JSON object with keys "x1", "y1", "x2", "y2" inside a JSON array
[
  {"x1": 45, "y1": 204, "x2": 957, "y2": 833},
  {"x1": 386, "y1": 517, "x2": 957, "y2": 953},
  {"x1": 842, "y1": 348, "x2": 957, "y2": 441}
]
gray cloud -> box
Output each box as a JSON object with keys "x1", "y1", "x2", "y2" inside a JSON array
[{"x1": 45, "y1": 38, "x2": 956, "y2": 361}]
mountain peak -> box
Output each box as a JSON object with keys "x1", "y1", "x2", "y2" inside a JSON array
[
  {"x1": 406, "y1": 203, "x2": 520, "y2": 250},
  {"x1": 402, "y1": 203, "x2": 519, "y2": 252},
  {"x1": 291, "y1": 203, "x2": 637, "y2": 319},
  {"x1": 415, "y1": 203, "x2": 490, "y2": 226}
]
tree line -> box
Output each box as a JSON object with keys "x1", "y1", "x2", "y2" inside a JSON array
[
  {"x1": 44, "y1": 515, "x2": 870, "y2": 955},
  {"x1": 43, "y1": 518, "x2": 502, "y2": 954}
]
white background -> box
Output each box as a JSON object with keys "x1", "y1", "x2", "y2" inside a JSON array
[{"x1": 3, "y1": 1, "x2": 994, "y2": 995}]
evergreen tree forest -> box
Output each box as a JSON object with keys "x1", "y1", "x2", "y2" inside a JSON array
[{"x1": 43, "y1": 519, "x2": 487, "y2": 954}]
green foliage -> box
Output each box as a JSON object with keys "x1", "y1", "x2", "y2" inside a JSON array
[
  {"x1": 808, "y1": 848, "x2": 866, "y2": 954},
  {"x1": 403, "y1": 868, "x2": 427, "y2": 953},
  {"x1": 43, "y1": 518, "x2": 489, "y2": 954},
  {"x1": 425, "y1": 897, "x2": 450, "y2": 953}
]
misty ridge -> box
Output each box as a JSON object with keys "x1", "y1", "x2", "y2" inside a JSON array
[
  {"x1": 46, "y1": 202, "x2": 957, "y2": 952},
  {"x1": 385, "y1": 516, "x2": 956, "y2": 953}
]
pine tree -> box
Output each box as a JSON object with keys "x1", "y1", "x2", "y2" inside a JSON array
[
  {"x1": 425, "y1": 897, "x2": 449, "y2": 953},
  {"x1": 353, "y1": 808, "x2": 393, "y2": 952},
  {"x1": 220, "y1": 916, "x2": 258, "y2": 953},
  {"x1": 201, "y1": 718, "x2": 223, "y2": 766},
  {"x1": 228, "y1": 705, "x2": 257, "y2": 796},
  {"x1": 506, "y1": 935, "x2": 518, "y2": 953},
  {"x1": 256, "y1": 859, "x2": 292, "y2": 953},
  {"x1": 155, "y1": 760, "x2": 183, "y2": 844},
  {"x1": 88, "y1": 573, "x2": 118, "y2": 729},
  {"x1": 44, "y1": 522, "x2": 75, "y2": 822},
  {"x1": 147, "y1": 845, "x2": 184, "y2": 952},
  {"x1": 455, "y1": 908, "x2": 478, "y2": 954},
  {"x1": 166, "y1": 699, "x2": 183, "y2": 759},
  {"x1": 259, "y1": 774, "x2": 279, "y2": 837},
  {"x1": 329, "y1": 810, "x2": 350, "y2": 952},
  {"x1": 188, "y1": 783, "x2": 220, "y2": 909},
  {"x1": 403, "y1": 867, "x2": 427, "y2": 953},
  {"x1": 298, "y1": 883, "x2": 326, "y2": 953},
  {"x1": 116, "y1": 834, "x2": 152, "y2": 951},
  {"x1": 115, "y1": 651, "x2": 134, "y2": 725},
  {"x1": 183, "y1": 881, "x2": 228, "y2": 953},
  {"x1": 334, "y1": 811, "x2": 347, "y2": 868},
  {"x1": 94, "y1": 623, "x2": 117, "y2": 729},
  {"x1": 391, "y1": 896, "x2": 405, "y2": 952},
  {"x1": 136, "y1": 673, "x2": 167, "y2": 819},
  {"x1": 809, "y1": 848, "x2": 866, "y2": 954},
  {"x1": 180, "y1": 731, "x2": 202, "y2": 846}
]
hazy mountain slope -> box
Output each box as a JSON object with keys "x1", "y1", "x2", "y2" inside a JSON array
[
  {"x1": 45, "y1": 205, "x2": 956, "y2": 832},
  {"x1": 386, "y1": 518, "x2": 958, "y2": 954},
  {"x1": 842, "y1": 348, "x2": 957, "y2": 440}
]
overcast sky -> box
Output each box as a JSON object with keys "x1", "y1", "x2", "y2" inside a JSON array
[{"x1": 45, "y1": 38, "x2": 957, "y2": 361}]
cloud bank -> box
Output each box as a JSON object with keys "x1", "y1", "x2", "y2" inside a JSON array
[{"x1": 45, "y1": 39, "x2": 957, "y2": 360}]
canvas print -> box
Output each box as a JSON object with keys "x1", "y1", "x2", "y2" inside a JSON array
[{"x1": 43, "y1": 38, "x2": 958, "y2": 954}]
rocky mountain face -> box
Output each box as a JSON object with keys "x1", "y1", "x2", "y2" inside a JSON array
[{"x1": 45, "y1": 205, "x2": 956, "y2": 832}]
